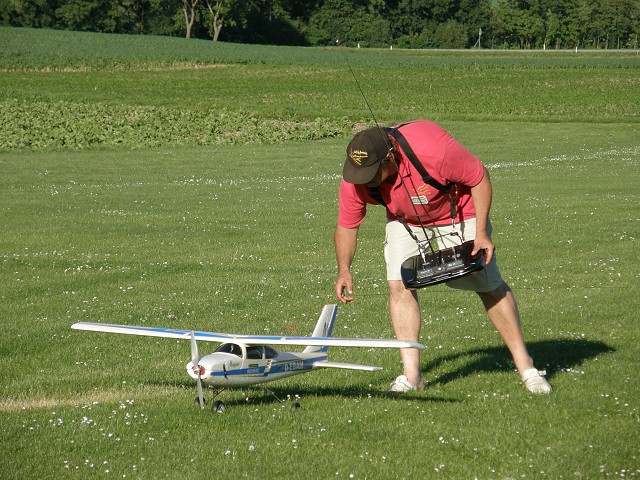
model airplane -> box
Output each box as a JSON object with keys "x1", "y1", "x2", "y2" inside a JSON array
[{"x1": 71, "y1": 304, "x2": 424, "y2": 412}]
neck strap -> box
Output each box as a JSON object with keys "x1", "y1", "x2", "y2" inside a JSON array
[{"x1": 385, "y1": 126, "x2": 451, "y2": 194}]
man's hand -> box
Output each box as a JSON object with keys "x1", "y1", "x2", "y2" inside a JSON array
[
  {"x1": 472, "y1": 232, "x2": 494, "y2": 265},
  {"x1": 335, "y1": 272, "x2": 354, "y2": 303}
]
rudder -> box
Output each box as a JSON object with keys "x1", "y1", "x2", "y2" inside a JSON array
[{"x1": 303, "y1": 304, "x2": 337, "y2": 353}]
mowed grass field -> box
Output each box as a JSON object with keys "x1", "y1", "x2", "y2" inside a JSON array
[{"x1": 1, "y1": 28, "x2": 639, "y2": 479}]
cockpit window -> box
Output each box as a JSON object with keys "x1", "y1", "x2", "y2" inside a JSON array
[
  {"x1": 264, "y1": 346, "x2": 278, "y2": 359},
  {"x1": 215, "y1": 343, "x2": 242, "y2": 357},
  {"x1": 246, "y1": 346, "x2": 264, "y2": 360}
]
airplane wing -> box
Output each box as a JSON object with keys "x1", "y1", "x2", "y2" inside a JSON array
[
  {"x1": 70, "y1": 322, "x2": 425, "y2": 350},
  {"x1": 312, "y1": 361, "x2": 382, "y2": 372}
]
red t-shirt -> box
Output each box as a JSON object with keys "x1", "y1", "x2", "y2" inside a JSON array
[{"x1": 338, "y1": 121, "x2": 485, "y2": 228}]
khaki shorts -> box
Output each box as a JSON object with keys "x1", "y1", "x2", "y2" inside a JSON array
[{"x1": 383, "y1": 218, "x2": 504, "y2": 292}]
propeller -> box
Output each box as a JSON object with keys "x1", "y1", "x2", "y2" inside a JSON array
[{"x1": 190, "y1": 331, "x2": 204, "y2": 409}]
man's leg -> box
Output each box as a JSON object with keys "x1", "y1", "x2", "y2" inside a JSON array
[
  {"x1": 388, "y1": 280, "x2": 424, "y2": 389},
  {"x1": 476, "y1": 281, "x2": 535, "y2": 375}
]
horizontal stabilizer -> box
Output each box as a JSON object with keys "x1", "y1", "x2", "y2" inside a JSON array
[
  {"x1": 71, "y1": 322, "x2": 425, "y2": 350},
  {"x1": 313, "y1": 361, "x2": 382, "y2": 372}
]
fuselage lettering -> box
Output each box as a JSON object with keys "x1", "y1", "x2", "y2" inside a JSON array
[{"x1": 284, "y1": 361, "x2": 304, "y2": 372}]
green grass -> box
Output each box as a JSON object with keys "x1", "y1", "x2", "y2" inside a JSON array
[
  {"x1": 2, "y1": 27, "x2": 638, "y2": 71},
  {"x1": 1, "y1": 27, "x2": 639, "y2": 479},
  {"x1": 2, "y1": 123, "x2": 638, "y2": 479}
]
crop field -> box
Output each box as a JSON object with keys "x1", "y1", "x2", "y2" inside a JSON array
[{"x1": 1, "y1": 28, "x2": 639, "y2": 479}]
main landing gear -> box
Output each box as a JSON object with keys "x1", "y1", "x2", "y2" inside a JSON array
[
  {"x1": 194, "y1": 390, "x2": 227, "y2": 413},
  {"x1": 194, "y1": 390, "x2": 300, "y2": 413}
]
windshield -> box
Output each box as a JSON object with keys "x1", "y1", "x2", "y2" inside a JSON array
[{"x1": 214, "y1": 343, "x2": 243, "y2": 357}]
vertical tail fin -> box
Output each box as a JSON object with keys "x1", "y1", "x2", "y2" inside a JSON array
[{"x1": 303, "y1": 304, "x2": 338, "y2": 353}]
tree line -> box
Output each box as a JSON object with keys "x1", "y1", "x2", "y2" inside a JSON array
[{"x1": 2, "y1": 0, "x2": 639, "y2": 49}]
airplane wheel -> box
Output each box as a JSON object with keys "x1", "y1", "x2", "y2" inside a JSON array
[
  {"x1": 194, "y1": 397, "x2": 206, "y2": 406},
  {"x1": 291, "y1": 402, "x2": 301, "y2": 410},
  {"x1": 212, "y1": 400, "x2": 225, "y2": 413}
]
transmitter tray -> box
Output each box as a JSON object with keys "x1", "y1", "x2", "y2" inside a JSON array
[{"x1": 400, "y1": 240, "x2": 484, "y2": 289}]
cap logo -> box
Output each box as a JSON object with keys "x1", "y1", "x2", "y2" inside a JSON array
[{"x1": 349, "y1": 148, "x2": 368, "y2": 166}]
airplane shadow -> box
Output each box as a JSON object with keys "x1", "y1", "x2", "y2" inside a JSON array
[
  {"x1": 145, "y1": 379, "x2": 456, "y2": 407},
  {"x1": 145, "y1": 338, "x2": 613, "y2": 409}
]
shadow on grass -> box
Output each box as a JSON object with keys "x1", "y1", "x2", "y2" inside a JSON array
[
  {"x1": 424, "y1": 338, "x2": 614, "y2": 388},
  {"x1": 202, "y1": 385, "x2": 460, "y2": 409},
  {"x1": 149, "y1": 382, "x2": 459, "y2": 409},
  {"x1": 145, "y1": 379, "x2": 458, "y2": 409}
]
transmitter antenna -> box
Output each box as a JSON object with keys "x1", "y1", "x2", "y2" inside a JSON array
[{"x1": 335, "y1": 39, "x2": 392, "y2": 152}]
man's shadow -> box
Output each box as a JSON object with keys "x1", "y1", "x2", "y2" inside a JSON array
[{"x1": 422, "y1": 338, "x2": 613, "y2": 388}]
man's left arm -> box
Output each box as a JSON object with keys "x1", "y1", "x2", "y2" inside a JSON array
[{"x1": 470, "y1": 167, "x2": 495, "y2": 264}]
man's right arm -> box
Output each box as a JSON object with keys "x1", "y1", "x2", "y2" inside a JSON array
[{"x1": 334, "y1": 225, "x2": 359, "y2": 303}]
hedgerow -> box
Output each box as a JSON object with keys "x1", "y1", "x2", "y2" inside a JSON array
[{"x1": 0, "y1": 99, "x2": 354, "y2": 151}]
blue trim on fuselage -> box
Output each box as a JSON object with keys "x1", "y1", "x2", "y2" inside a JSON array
[{"x1": 207, "y1": 355, "x2": 327, "y2": 379}]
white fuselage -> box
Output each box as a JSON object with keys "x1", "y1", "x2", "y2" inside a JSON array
[{"x1": 186, "y1": 343, "x2": 327, "y2": 388}]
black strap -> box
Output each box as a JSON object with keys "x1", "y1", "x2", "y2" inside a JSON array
[{"x1": 385, "y1": 126, "x2": 451, "y2": 194}]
